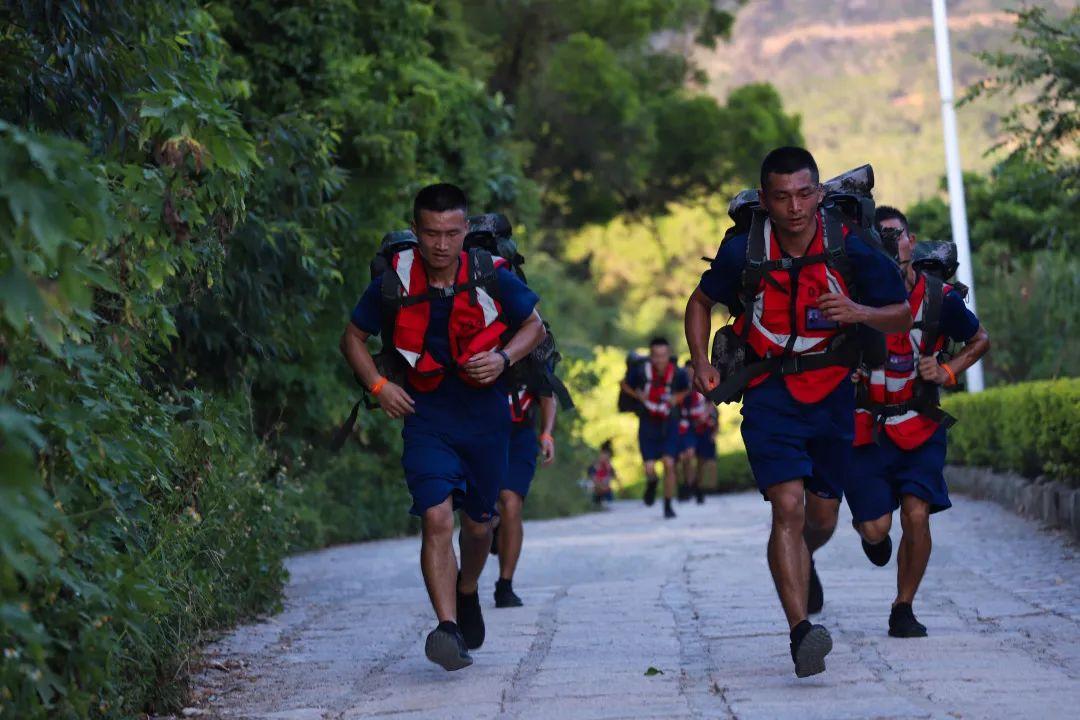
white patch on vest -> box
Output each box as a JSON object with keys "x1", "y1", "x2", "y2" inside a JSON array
[
  {"x1": 476, "y1": 285, "x2": 499, "y2": 326},
  {"x1": 395, "y1": 248, "x2": 415, "y2": 294}
]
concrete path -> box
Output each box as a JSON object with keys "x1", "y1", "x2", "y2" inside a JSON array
[{"x1": 189, "y1": 493, "x2": 1080, "y2": 720}]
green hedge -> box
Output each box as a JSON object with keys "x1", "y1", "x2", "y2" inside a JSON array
[{"x1": 943, "y1": 378, "x2": 1080, "y2": 486}]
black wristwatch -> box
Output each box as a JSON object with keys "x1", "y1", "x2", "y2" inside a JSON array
[{"x1": 496, "y1": 350, "x2": 511, "y2": 372}]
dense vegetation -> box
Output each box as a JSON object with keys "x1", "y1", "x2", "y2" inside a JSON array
[
  {"x1": 944, "y1": 378, "x2": 1080, "y2": 485},
  {"x1": 0, "y1": 1, "x2": 804, "y2": 716},
  {"x1": 908, "y1": 6, "x2": 1079, "y2": 387}
]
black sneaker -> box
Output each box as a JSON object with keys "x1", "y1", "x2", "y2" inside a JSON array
[
  {"x1": 456, "y1": 578, "x2": 486, "y2": 650},
  {"x1": 790, "y1": 623, "x2": 833, "y2": 678},
  {"x1": 861, "y1": 534, "x2": 893, "y2": 567},
  {"x1": 490, "y1": 523, "x2": 500, "y2": 556},
  {"x1": 695, "y1": 486, "x2": 705, "y2": 504},
  {"x1": 664, "y1": 499, "x2": 677, "y2": 519},
  {"x1": 677, "y1": 483, "x2": 691, "y2": 502},
  {"x1": 889, "y1": 602, "x2": 928, "y2": 638},
  {"x1": 425, "y1": 622, "x2": 472, "y2": 671},
  {"x1": 643, "y1": 479, "x2": 658, "y2": 507},
  {"x1": 807, "y1": 560, "x2": 824, "y2": 615},
  {"x1": 494, "y1": 578, "x2": 523, "y2": 608}
]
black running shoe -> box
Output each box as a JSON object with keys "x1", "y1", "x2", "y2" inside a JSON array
[
  {"x1": 790, "y1": 623, "x2": 833, "y2": 678},
  {"x1": 425, "y1": 622, "x2": 472, "y2": 671},
  {"x1": 889, "y1": 602, "x2": 928, "y2": 638},
  {"x1": 695, "y1": 487, "x2": 705, "y2": 504},
  {"x1": 490, "y1": 524, "x2": 500, "y2": 556},
  {"x1": 494, "y1": 578, "x2": 523, "y2": 608},
  {"x1": 456, "y1": 579, "x2": 486, "y2": 650},
  {"x1": 677, "y1": 483, "x2": 691, "y2": 502},
  {"x1": 664, "y1": 499, "x2": 677, "y2": 519},
  {"x1": 643, "y1": 479, "x2": 658, "y2": 507},
  {"x1": 861, "y1": 534, "x2": 893, "y2": 567},
  {"x1": 807, "y1": 560, "x2": 824, "y2": 615}
]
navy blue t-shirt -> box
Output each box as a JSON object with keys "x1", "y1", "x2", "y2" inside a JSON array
[
  {"x1": 697, "y1": 228, "x2": 908, "y2": 411},
  {"x1": 350, "y1": 266, "x2": 540, "y2": 428},
  {"x1": 938, "y1": 289, "x2": 980, "y2": 343}
]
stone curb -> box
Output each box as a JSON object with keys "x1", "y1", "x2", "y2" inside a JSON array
[{"x1": 945, "y1": 465, "x2": 1080, "y2": 543}]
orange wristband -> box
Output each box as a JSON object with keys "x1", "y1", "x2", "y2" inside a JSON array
[
  {"x1": 370, "y1": 377, "x2": 388, "y2": 396},
  {"x1": 539, "y1": 433, "x2": 555, "y2": 444},
  {"x1": 941, "y1": 363, "x2": 957, "y2": 387}
]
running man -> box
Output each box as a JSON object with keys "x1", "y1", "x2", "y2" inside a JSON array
[
  {"x1": 848, "y1": 206, "x2": 990, "y2": 637},
  {"x1": 341, "y1": 183, "x2": 546, "y2": 671},
  {"x1": 492, "y1": 375, "x2": 557, "y2": 608},
  {"x1": 684, "y1": 147, "x2": 911, "y2": 677},
  {"x1": 621, "y1": 337, "x2": 690, "y2": 519}
]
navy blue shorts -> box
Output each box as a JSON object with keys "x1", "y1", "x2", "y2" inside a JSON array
[
  {"x1": 678, "y1": 430, "x2": 697, "y2": 455},
  {"x1": 638, "y1": 415, "x2": 682, "y2": 462},
  {"x1": 846, "y1": 425, "x2": 952, "y2": 523},
  {"x1": 695, "y1": 431, "x2": 717, "y2": 460},
  {"x1": 740, "y1": 381, "x2": 853, "y2": 501},
  {"x1": 401, "y1": 421, "x2": 509, "y2": 523},
  {"x1": 503, "y1": 423, "x2": 538, "y2": 500}
]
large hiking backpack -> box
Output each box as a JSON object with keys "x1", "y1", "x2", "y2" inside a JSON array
[
  {"x1": 465, "y1": 213, "x2": 527, "y2": 282},
  {"x1": 464, "y1": 213, "x2": 573, "y2": 413},
  {"x1": 617, "y1": 352, "x2": 648, "y2": 414},
  {"x1": 704, "y1": 165, "x2": 892, "y2": 405}
]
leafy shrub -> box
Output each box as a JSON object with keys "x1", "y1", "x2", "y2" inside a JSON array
[{"x1": 943, "y1": 379, "x2": 1080, "y2": 486}]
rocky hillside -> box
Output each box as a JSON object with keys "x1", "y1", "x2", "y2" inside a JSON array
[{"x1": 697, "y1": 0, "x2": 1071, "y2": 208}]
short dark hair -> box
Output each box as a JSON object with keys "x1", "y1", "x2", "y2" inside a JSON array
[
  {"x1": 760, "y1": 146, "x2": 819, "y2": 190},
  {"x1": 875, "y1": 205, "x2": 909, "y2": 232},
  {"x1": 413, "y1": 183, "x2": 467, "y2": 225},
  {"x1": 649, "y1": 336, "x2": 670, "y2": 348}
]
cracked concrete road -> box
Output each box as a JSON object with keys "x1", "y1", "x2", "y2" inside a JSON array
[{"x1": 190, "y1": 492, "x2": 1080, "y2": 720}]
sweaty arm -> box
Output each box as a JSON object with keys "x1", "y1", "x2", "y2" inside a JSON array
[
  {"x1": 538, "y1": 395, "x2": 557, "y2": 465},
  {"x1": 340, "y1": 323, "x2": 415, "y2": 418},
  {"x1": 686, "y1": 287, "x2": 722, "y2": 395},
  {"x1": 919, "y1": 296, "x2": 990, "y2": 385}
]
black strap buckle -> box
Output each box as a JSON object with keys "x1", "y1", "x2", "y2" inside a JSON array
[
  {"x1": 780, "y1": 257, "x2": 794, "y2": 270},
  {"x1": 780, "y1": 354, "x2": 801, "y2": 374}
]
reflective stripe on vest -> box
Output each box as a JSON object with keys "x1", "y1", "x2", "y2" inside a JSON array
[
  {"x1": 509, "y1": 386, "x2": 535, "y2": 423},
  {"x1": 391, "y1": 248, "x2": 508, "y2": 392},
  {"x1": 854, "y1": 274, "x2": 948, "y2": 449},
  {"x1": 643, "y1": 362, "x2": 675, "y2": 420},
  {"x1": 734, "y1": 213, "x2": 853, "y2": 403}
]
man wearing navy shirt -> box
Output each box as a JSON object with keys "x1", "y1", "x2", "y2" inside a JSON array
[
  {"x1": 848, "y1": 207, "x2": 990, "y2": 638},
  {"x1": 341, "y1": 184, "x2": 546, "y2": 671},
  {"x1": 621, "y1": 337, "x2": 690, "y2": 519},
  {"x1": 684, "y1": 147, "x2": 911, "y2": 677}
]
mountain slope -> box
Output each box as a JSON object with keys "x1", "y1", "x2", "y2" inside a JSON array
[{"x1": 696, "y1": 0, "x2": 1070, "y2": 208}]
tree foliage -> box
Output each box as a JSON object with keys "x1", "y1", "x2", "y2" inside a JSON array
[{"x1": 0, "y1": 1, "x2": 801, "y2": 714}]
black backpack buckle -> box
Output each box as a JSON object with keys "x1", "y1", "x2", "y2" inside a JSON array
[{"x1": 780, "y1": 354, "x2": 802, "y2": 374}]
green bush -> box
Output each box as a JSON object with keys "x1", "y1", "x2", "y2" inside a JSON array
[
  {"x1": 714, "y1": 450, "x2": 755, "y2": 493},
  {"x1": 943, "y1": 379, "x2": 1080, "y2": 485}
]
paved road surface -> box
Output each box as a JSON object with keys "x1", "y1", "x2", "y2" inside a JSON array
[{"x1": 189, "y1": 492, "x2": 1080, "y2": 720}]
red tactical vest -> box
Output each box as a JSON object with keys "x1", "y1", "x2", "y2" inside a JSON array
[
  {"x1": 508, "y1": 387, "x2": 535, "y2": 424},
  {"x1": 642, "y1": 362, "x2": 676, "y2": 420},
  {"x1": 734, "y1": 214, "x2": 854, "y2": 403},
  {"x1": 854, "y1": 274, "x2": 949, "y2": 449},
  {"x1": 390, "y1": 248, "x2": 508, "y2": 392}
]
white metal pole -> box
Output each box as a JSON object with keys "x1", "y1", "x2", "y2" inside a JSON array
[{"x1": 931, "y1": 0, "x2": 984, "y2": 392}]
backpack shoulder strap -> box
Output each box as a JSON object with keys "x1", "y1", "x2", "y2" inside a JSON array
[
  {"x1": 822, "y1": 207, "x2": 857, "y2": 301},
  {"x1": 739, "y1": 211, "x2": 769, "y2": 338},
  {"x1": 918, "y1": 273, "x2": 944, "y2": 355}
]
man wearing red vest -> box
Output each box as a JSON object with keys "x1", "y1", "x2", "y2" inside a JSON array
[
  {"x1": 491, "y1": 377, "x2": 557, "y2": 608},
  {"x1": 341, "y1": 184, "x2": 546, "y2": 672},
  {"x1": 848, "y1": 207, "x2": 990, "y2": 638},
  {"x1": 621, "y1": 337, "x2": 690, "y2": 519},
  {"x1": 685, "y1": 147, "x2": 912, "y2": 677}
]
